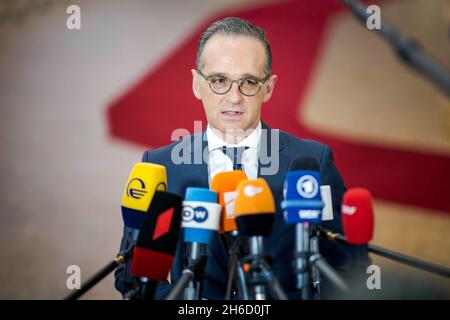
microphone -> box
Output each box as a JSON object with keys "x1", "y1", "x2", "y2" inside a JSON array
[
  {"x1": 234, "y1": 178, "x2": 287, "y2": 300},
  {"x1": 126, "y1": 191, "x2": 182, "y2": 300},
  {"x1": 210, "y1": 170, "x2": 250, "y2": 300},
  {"x1": 283, "y1": 157, "x2": 324, "y2": 224},
  {"x1": 121, "y1": 162, "x2": 167, "y2": 247},
  {"x1": 64, "y1": 162, "x2": 167, "y2": 300},
  {"x1": 342, "y1": 188, "x2": 374, "y2": 244},
  {"x1": 282, "y1": 157, "x2": 324, "y2": 299},
  {"x1": 234, "y1": 178, "x2": 275, "y2": 236},
  {"x1": 166, "y1": 187, "x2": 221, "y2": 300},
  {"x1": 120, "y1": 162, "x2": 167, "y2": 297},
  {"x1": 318, "y1": 187, "x2": 374, "y2": 247},
  {"x1": 210, "y1": 170, "x2": 247, "y2": 234},
  {"x1": 320, "y1": 188, "x2": 450, "y2": 278}
]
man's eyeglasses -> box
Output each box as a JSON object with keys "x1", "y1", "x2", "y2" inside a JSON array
[{"x1": 196, "y1": 70, "x2": 270, "y2": 97}]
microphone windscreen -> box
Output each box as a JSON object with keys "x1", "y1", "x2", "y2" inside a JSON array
[
  {"x1": 131, "y1": 191, "x2": 182, "y2": 280},
  {"x1": 342, "y1": 188, "x2": 374, "y2": 244},
  {"x1": 210, "y1": 170, "x2": 247, "y2": 233},
  {"x1": 121, "y1": 162, "x2": 167, "y2": 229},
  {"x1": 282, "y1": 157, "x2": 324, "y2": 224},
  {"x1": 182, "y1": 187, "x2": 221, "y2": 244},
  {"x1": 234, "y1": 178, "x2": 275, "y2": 236},
  {"x1": 289, "y1": 156, "x2": 320, "y2": 171}
]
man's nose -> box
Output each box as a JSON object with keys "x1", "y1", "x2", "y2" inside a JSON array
[{"x1": 226, "y1": 82, "x2": 244, "y2": 104}]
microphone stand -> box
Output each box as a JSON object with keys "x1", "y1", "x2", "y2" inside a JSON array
[
  {"x1": 64, "y1": 248, "x2": 132, "y2": 300},
  {"x1": 340, "y1": 0, "x2": 450, "y2": 97},
  {"x1": 295, "y1": 225, "x2": 350, "y2": 298},
  {"x1": 295, "y1": 223, "x2": 324, "y2": 299},
  {"x1": 243, "y1": 236, "x2": 288, "y2": 300},
  {"x1": 166, "y1": 244, "x2": 208, "y2": 300},
  {"x1": 319, "y1": 227, "x2": 450, "y2": 278},
  {"x1": 224, "y1": 231, "x2": 250, "y2": 300},
  {"x1": 295, "y1": 223, "x2": 311, "y2": 300},
  {"x1": 121, "y1": 228, "x2": 158, "y2": 301},
  {"x1": 123, "y1": 276, "x2": 158, "y2": 300},
  {"x1": 309, "y1": 225, "x2": 321, "y2": 299},
  {"x1": 309, "y1": 253, "x2": 350, "y2": 293}
]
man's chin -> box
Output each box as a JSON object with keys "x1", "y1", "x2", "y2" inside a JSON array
[
  {"x1": 220, "y1": 123, "x2": 247, "y2": 134},
  {"x1": 225, "y1": 124, "x2": 258, "y2": 138}
]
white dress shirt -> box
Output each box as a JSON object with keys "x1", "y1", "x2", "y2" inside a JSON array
[{"x1": 206, "y1": 121, "x2": 262, "y2": 185}]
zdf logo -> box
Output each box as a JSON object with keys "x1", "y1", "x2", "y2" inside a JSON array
[
  {"x1": 182, "y1": 206, "x2": 208, "y2": 223},
  {"x1": 243, "y1": 185, "x2": 263, "y2": 197}
]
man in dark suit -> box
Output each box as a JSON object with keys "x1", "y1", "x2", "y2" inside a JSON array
[{"x1": 115, "y1": 17, "x2": 370, "y2": 299}]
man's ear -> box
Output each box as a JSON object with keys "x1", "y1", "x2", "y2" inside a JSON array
[
  {"x1": 262, "y1": 74, "x2": 277, "y2": 103},
  {"x1": 191, "y1": 69, "x2": 202, "y2": 100}
]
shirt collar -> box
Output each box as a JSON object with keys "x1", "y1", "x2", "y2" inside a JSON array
[{"x1": 206, "y1": 121, "x2": 262, "y2": 151}]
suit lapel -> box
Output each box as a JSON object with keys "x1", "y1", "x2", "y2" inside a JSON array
[{"x1": 179, "y1": 131, "x2": 209, "y2": 189}]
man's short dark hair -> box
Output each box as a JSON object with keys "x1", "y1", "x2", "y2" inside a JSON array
[{"x1": 196, "y1": 17, "x2": 272, "y2": 76}]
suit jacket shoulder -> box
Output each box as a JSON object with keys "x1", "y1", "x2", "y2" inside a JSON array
[
  {"x1": 142, "y1": 140, "x2": 178, "y2": 164},
  {"x1": 279, "y1": 130, "x2": 330, "y2": 164},
  {"x1": 142, "y1": 131, "x2": 203, "y2": 163}
]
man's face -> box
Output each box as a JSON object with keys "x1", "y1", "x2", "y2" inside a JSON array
[{"x1": 192, "y1": 34, "x2": 277, "y2": 137}]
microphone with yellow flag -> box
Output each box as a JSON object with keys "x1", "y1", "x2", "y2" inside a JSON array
[{"x1": 121, "y1": 162, "x2": 167, "y2": 231}]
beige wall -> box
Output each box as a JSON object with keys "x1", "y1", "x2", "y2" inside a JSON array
[{"x1": 0, "y1": 0, "x2": 448, "y2": 299}]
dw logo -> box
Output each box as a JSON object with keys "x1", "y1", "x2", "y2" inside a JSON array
[{"x1": 182, "y1": 206, "x2": 208, "y2": 223}]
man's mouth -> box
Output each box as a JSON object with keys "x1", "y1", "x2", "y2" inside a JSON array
[{"x1": 221, "y1": 111, "x2": 243, "y2": 116}]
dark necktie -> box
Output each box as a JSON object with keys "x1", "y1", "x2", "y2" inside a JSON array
[{"x1": 221, "y1": 146, "x2": 249, "y2": 171}]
